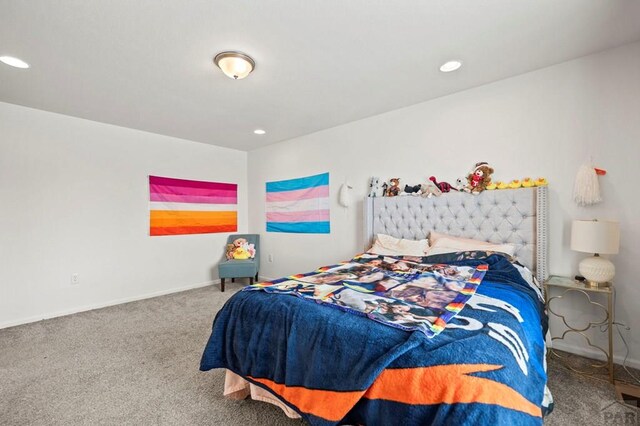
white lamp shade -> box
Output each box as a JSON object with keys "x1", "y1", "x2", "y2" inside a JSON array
[{"x1": 570, "y1": 220, "x2": 619, "y2": 254}]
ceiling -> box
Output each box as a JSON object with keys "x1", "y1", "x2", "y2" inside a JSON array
[{"x1": 1, "y1": 1, "x2": 640, "y2": 151}]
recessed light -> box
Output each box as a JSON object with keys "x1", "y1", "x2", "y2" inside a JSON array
[
  {"x1": 0, "y1": 56, "x2": 30, "y2": 69},
  {"x1": 253, "y1": 129, "x2": 266, "y2": 135},
  {"x1": 440, "y1": 60, "x2": 462, "y2": 73}
]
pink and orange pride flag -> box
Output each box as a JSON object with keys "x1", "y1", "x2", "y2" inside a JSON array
[{"x1": 149, "y1": 175, "x2": 237, "y2": 236}]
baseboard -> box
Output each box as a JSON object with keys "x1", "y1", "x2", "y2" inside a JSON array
[
  {"x1": 551, "y1": 340, "x2": 640, "y2": 370},
  {"x1": 0, "y1": 280, "x2": 218, "y2": 330}
]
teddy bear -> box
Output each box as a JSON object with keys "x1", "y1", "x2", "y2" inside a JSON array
[
  {"x1": 226, "y1": 238, "x2": 256, "y2": 260},
  {"x1": 465, "y1": 162, "x2": 494, "y2": 194},
  {"x1": 225, "y1": 243, "x2": 236, "y2": 260},
  {"x1": 384, "y1": 178, "x2": 401, "y2": 197}
]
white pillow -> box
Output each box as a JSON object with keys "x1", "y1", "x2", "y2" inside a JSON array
[
  {"x1": 368, "y1": 233, "x2": 430, "y2": 256},
  {"x1": 428, "y1": 231, "x2": 516, "y2": 257}
]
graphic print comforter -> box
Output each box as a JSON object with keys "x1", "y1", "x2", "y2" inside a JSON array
[
  {"x1": 200, "y1": 252, "x2": 550, "y2": 426},
  {"x1": 245, "y1": 253, "x2": 488, "y2": 337}
]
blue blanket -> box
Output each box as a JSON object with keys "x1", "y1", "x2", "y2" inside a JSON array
[{"x1": 200, "y1": 252, "x2": 549, "y2": 425}]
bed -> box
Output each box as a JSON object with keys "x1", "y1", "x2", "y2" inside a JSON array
[{"x1": 201, "y1": 187, "x2": 551, "y2": 425}]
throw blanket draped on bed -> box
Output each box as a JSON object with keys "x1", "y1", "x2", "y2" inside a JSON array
[
  {"x1": 244, "y1": 254, "x2": 488, "y2": 337},
  {"x1": 200, "y1": 252, "x2": 549, "y2": 426}
]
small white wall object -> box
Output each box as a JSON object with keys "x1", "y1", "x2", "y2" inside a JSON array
[{"x1": 339, "y1": 183, "x2": 353, "y2": 207}]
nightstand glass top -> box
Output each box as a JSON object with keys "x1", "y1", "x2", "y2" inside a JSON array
[{"x1": 545, "y1": 275, "x2": 613, "y2": 294}]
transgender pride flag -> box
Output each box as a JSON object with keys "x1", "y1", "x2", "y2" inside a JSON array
[
  {"x1": 266, "y1": 172, "x2": 330, "y2": 234},
  {"x1": 149, "y1": 175, "x2": 237, "y2": 236}
]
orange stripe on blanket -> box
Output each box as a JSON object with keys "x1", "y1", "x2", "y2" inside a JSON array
[
  {"x1": 364, "y1": 364, "x2": 541, "y2": 418},
  {"x1": 248, "y1": 376, "x2": 364, "y2": 421}
]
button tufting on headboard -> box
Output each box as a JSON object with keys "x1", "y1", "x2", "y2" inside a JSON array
[{"x1": 363, "y1": 187, "x2": 549, "y2": 284}]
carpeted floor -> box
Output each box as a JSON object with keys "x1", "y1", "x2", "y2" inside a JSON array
[{"x1": 0, "y1": 283, "x2": 637, "y2": 425}]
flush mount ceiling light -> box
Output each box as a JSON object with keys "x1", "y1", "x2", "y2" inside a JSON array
[
  {"x1": 0, "y1": 55, "x2": 30, "y2": 69},
  {"x1": 440, "y1": 60, "x2": 462, "y2": 73},
  {"x1": 214, "y1": 51, "x2": 255, "y2": 80},
  {"x1": 253, "y1": 129, "x2": 266, "y2": 135}
]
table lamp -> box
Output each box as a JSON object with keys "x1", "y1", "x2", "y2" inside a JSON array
[{"x1": 571, "y1": 219, "x2": 620, "y2": 286}]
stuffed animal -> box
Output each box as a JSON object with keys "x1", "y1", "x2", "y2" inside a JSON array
[
  {"x1": 508, "y1": 179, "x2": 522, "y2": 189},
  {"x1": 453, "y1": 178, "x2": 468, "y2": 192},
  {"x1": 232, "y1": 246, "x2": 251, "y2": 260},
  {"x1": 384, "y1": 178, "x2": 401, "y2": 197},
  {"x1": 226, "y1": 238, "x2": 256, "y2": 260},
  {"x1": 522, "y1": 177, "x2": 535, "y2": 188},
  {"x1": 466, "y1": 162, "x2": 494, "y2": 194},
  {"x1": 404, "y1": 184, "x2": 422, "y2": 195},
  {"x1": 225, "y1": 243, "x2": 236, "y2": 260},
  {"x1": 420, "y1": 182, "x2": 442, "y2": 198},
  {"x1": 496, "y1": 181, "x2": 509, "y2": 190},
  {"x1": 368, "y1": 177, "x2": 381, "y2": 197},
  {"x1": 534, "y1": 177, "x2": 548, "y2": 187},
  {"x1": 429, "y1": 176, "x2": 453, "y2": 193}
]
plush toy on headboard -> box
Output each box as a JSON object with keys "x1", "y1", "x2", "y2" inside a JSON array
[
  {"x1": 404, "y1": 184, "x2": 422, "y2": 195},
  {"x1": 226, "y1": 238, "x2": 256, "y2": 260},
  {"x1": 368, "y1": 177, "x2": 381, "y2": 197},
  {"x1": 429, "y1": 176, "x2": 453, "y2": 193},
  {"x1": 466, "y1": 162, "x2": 494, "y2": 194},
  {"x1": 453, "y1": 178, "x2": 468, "y2": 192},
  {"x1": 384, "y1": 178, "x2": 401, "y2": 197},
  {"x1": 420, "y1": 181, "x2": 442, "y2": 198}
]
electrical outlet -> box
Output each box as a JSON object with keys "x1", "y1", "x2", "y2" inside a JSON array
[
  {"x1": 268, "y1": 254, "x2": 274, "y2": 263},
  {"x1": 71, "y1": 273, "x2": 80, "y2": 285}
]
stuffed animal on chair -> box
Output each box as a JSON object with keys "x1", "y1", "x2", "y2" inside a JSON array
[{"x1": 226, "y1": 238, "x2": 256, "y2": 260}]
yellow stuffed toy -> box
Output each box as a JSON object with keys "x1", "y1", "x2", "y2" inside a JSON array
[
  {"x1": 232, "y1": 246, "x2": 251, "y2": 260},
  {"x1": 534, "y1": 177, "x2": 548, "y2": 186},
  {"x1": 522, "y1": 177, "x2": 535, "y2": 188},
  {"x1": 226, "y1": 238, "x2": 256, "y2": 260},
  {"x1": 508, "y1": 179, "x2": 522, "y2": 189}
]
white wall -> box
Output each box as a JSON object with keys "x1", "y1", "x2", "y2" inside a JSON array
[
  {"x1": 248, "y1": 42, "x2": 640, "y2": 366},
  {"x1": 0, "y1": 102, "x2": 247, "y2": 328}
]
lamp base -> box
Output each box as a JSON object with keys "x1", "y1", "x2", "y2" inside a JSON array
[
  {"x1": 579, "y1": 255, "x2": 615, "y2": 285},
  {"x1": 585, "y1": 280, "x2": 611, "y2": 288}
]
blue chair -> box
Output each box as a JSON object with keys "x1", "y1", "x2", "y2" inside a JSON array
[{"x1": 218, "y1": 234, "x2": 260, "y2": 292}]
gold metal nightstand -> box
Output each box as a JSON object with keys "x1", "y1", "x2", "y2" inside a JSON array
[{"x1": 544, "y1": 275, "x2": 614, "y2": 383}]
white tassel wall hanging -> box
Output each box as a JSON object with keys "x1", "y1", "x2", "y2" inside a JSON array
[{"x1": 573, "y1": 162, "x2": 602, "y2": 206}]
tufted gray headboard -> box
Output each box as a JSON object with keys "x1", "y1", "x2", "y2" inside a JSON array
[{"x1": 364, "y1": 187, "x2": 548, "y2": 283}]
